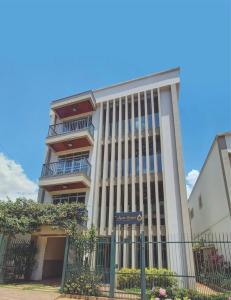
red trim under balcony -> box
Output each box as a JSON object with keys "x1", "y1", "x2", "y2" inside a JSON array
[
  {"x1": 51, "y1": 91, "x2": 96, "y2": 119},
  {"x1": 45, "y1": 182, "x2": 87, "y2": 192},
  {"x1": 50, "y1": 137, "x2": 92, "y2": 152}
]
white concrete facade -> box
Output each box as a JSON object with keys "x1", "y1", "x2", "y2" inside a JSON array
[
  {"x1": 38, "y1": 68, "x2": 194, "y2": 278},
  {"x1": 188, "y1": 132, "x2": 231, "y2": 237}
]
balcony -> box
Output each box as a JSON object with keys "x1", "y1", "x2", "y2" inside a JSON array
[
  {"x1": 51, "y1": 90, "x2": 96, "y2": 119},
  {"x1": 39, "y1": 158, "x2": 91, "y2": 192},
  {"x1": 46, "y1": 117, "x2": 94, "y2": 153}
]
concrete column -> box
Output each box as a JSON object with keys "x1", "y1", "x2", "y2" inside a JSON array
[
  {"x1": 123, "y1": 96, "x2": 129, "y2": 267},
  {"x1": 116, "y1": 98, "x2": 122, "y2": 267},
  {"x1": 31, "y1": 237, "x2": 47, "y2": 280},
  {"x1": 93, "y1": 103, "x2": 104, "y2": 228},
  {"x1": 171, "y1": 84, "x2": 195, "y2": 286},
  {"x1": 108, "y1": 100, "x2": 116, "y2": 234},
  {"x1": 100, "y1": 101, "x2": 109, "y2": 235},
  {"x1": 158, "y1": 86, "x2": 183, "y2": 276},
  {"x1": 131, "y1": 94, "x2": 136, "y2": 268},
  {"x1": 144, "y1": 91, "x2": 154, "y2": 267},
  {"x1": 138, "y1": 93, "x2": 144, "y2": 231},
  {"x1": 151, "y1": 89, "x2": 162, "y2": 267}
]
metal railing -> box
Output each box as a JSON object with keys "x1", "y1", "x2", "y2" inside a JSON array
[
  {"x1": 48, "y1": 117, "x2": 94, "y2": 138},
  {"x1": 41, "y1": 158, "x2": 91, "y2": 178}
]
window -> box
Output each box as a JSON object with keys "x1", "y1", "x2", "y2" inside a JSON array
[
  {"x1": 198, "y1": 195, "x2": 203, "y2": 209},
  {"x1": 190, "y1": 208, "x2": 194, "y2": 219},
  {"x1": 53, "y1": 192, "x2": 86, "y2": 204}
]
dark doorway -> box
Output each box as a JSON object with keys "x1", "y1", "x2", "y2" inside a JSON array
[{"x1": 42, "y1": 237, "x2": 66, "y2": 280}]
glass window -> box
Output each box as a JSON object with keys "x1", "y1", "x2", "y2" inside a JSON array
[
  {"x1": 135, "y1": 157, "x2": 139, "y2": 176},
  {"x1": 148, "y1": 114, "x2": 152, "y2": 129},
  {"x1": 157, "y1": 153, "x2": 162, "y2": 173},
  {"x1": 155, "y1": 113, "x2": 160, "y2": 129},
  {"x1": 142, "y1": 156, "x2": 146, "y2": 174},
  {"x1": 52, "y1": 192, "x2": 86, "y2": 204},
  {"x1": 198, "y1": 195, "x2": 203, "y2": 209},
  {"x1": 150, "y1": 155, "x2": 154, "y2": 173}
]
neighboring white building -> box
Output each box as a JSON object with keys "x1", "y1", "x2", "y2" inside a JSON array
[
  {"x1": 188, "y1": 132, "x2": 231, "y2": 237},
  {"x1": 35, "y1": 68, "x2": 194, "y2": 281}
]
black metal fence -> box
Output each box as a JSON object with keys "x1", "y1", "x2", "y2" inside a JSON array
[
  {"x1": 1, "y1": 233, "x2": 231, "y2": 299},
  {"x1": 60, "y1": 233, "x2": 231, "y2": 299},
  {"x1": 0, "y1": 236, "x2": 37, "y2": 283}
]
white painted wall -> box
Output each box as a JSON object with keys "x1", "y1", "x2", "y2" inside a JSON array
[{"x1": 188, "y1": 140, "x2": 231, "y2": 236}]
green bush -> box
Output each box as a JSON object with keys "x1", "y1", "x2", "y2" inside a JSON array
[
  {"x1": 147, "y1": 287, "x2": 231, "y2": 300},
  {"x1": 117, "y1": 268, "x2": 178, "y2": 290},
  {"x1": 146, "y1": 267, "x2": 178, "y2": 289},
  {"x1": 64, "y1": 270, "x2": 102, "y2": 296},
  {"x1": 117, "y1": 268, "x2": 140, "y2": 289}
]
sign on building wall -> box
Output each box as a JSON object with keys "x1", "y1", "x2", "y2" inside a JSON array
[{"x1": 114, "y1": 211, "x2": 143, "y2": 225}]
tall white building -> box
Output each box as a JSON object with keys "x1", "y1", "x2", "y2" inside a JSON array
[
  {"x1": 189, "y1": 132, "x2": 231, "y2": 237},
  {"x1": 37, "y1": 68, "x2": 193, "y2": 280}
]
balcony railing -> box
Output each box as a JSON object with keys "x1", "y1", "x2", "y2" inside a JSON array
[
  {"x1": 41, "y1": 158, "x2": 91, "y2": 178},
  {"x1": 48, "y1": 117, "x2": 94, "y2": 138}
]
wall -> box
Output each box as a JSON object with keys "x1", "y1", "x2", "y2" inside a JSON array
[{"x1": 189, "y1": 141, "x2": 231, "y2": 236}]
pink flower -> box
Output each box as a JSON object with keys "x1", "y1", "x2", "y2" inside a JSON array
[{"x1": 159, "y1": 288, "x2": 166, "y2": 297}]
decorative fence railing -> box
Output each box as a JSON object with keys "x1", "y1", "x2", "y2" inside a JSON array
[
  {"x1": 0, "y1": 236, "x2": 37, "y2": 283},
  {"x1": 48, "y1": 117, "x2": 94, "y2": 138},
  {"x1": 1, "y1": 233, "x2": 231, "y2": 299},
  {"x1": 41, "y1": 158, "x2": 91, "y2": 178},
  {"x1": 61, "y1": 233, "x2": 231, "y2": 300}
]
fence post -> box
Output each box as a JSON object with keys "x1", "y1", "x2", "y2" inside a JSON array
[
  {"x1": 140, "y1": 231, "x2": 146, "y2": 300},
  {"x1": 60, "y1": 235, "x2": 70, "y2": 293},
  {"x1": 109, "y1": 231, "x2": 116, "y2": 298}
]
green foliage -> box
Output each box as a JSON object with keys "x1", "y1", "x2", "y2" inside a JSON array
[
  {"x1": 0, "y1": 198, "x2": 87, "y2": 238},
  {"x1": 117, "y1": 268, "x2": 178, "y2": 290},
  {"x1": 146, "y1": 267, "x2": 178, "y2": 289},
  {"x1": 147, "y1": 287, "x2": 231, "y2": 300},
  {"x1": 117, "y1": 268, "x2": 140, "y2": 289},
  {"x1": 64, "y1": 268, "x2": 102, "y2": 296},
  {"x1": 4, "y1": 240, "x2": 37, "y2": 281},
  {"x1": 70, "y1": 226, "x2": 96, "y2": 267}
]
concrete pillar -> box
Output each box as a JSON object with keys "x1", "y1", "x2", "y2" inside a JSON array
[
  {"x1": 100, "y1": 101, "x2": 109, "y2": 235},
  {"x1": 131, "y1": 94, "x2": 136, "y2": 268},
  {"x1": 144, "y1": 91, "x2": 154, "y2": 267},
  {"x1": 123, "y1": 96, "x2": 129, "y2": 267},
  {"x1": 138, "y1": 93, "x2": 144, "y2": 230},
  {"x1": 93, "y1": 103, "x2": 103, "y2": 228},
  {"x1": 31, "y1": 237, "x2": 47, "y2": 280},
  {"x1": 108, "y1": 100, "x2": 116, "y2": 235},
  {"x1": 151, "y1": 89, "x2": 162, "y2": 267},
  {"x1": 116, "y1": 98, "x2": 122, "y2": 267}
]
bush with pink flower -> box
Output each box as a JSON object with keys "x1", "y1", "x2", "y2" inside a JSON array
[{"x1": 151, "y1": 287, "x2": 168, "y2": 299}]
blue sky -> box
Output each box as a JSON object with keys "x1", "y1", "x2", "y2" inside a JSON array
[{"x1": 0, "y1": 0, "x2": 230, "y2": 199}]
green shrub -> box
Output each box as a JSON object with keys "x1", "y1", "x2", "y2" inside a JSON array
[
  {"x1": 64, "y1": 270, "x2": 102, "y2": 296},
  {"x1": 117, "y1": 268, "x2": 178, "y2": 290},
  {"x1": 146, "y1": 267, "x2": 178, "y2": 289},
  {"x1": 147, "y1": 287, "x2": 231, "y2": 300},
  {"x1": 117, "y1": 268, "x2": 140, "y2": 289}
]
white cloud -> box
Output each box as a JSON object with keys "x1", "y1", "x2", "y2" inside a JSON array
[
  {"x1": 186, "y1": 169, "x2": 199, "y2": 198},
  {"x1": 0, "y1": 152, "x2": 38, "y2": 201}
]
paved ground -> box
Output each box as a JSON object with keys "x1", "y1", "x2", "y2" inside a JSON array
[{"x1": 0, "y1": 287, "x2": 61, "y2": 300}]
